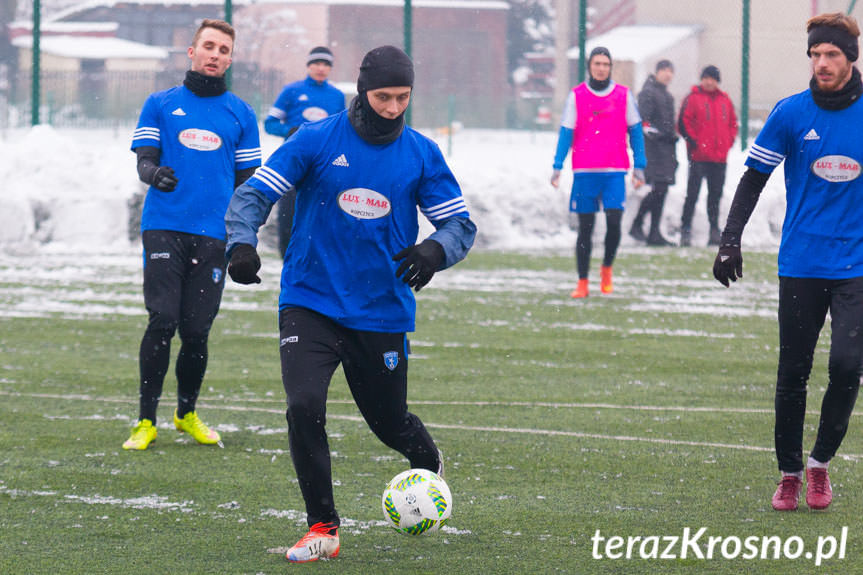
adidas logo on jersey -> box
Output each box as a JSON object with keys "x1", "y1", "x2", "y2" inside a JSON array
[
  {"x1": 332, "y1": 154, "x2": 349, "y2": 167},
  {"x1": 804, "y1": 129, "x2": 820, "y2": 141},
  {"x1": 172, "y1": 108, "x2": 187, "y2": 116}
]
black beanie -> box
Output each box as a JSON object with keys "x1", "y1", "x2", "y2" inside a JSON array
[
  {"x1": 357, "y1": 45, "x2": 415, "y2": 92},
  {"x1": 307, "y1": 46, "x2": 333, "y2": 66},
  {"x1": 701, "y1": 65, "x2": 721, "y2": 82}
]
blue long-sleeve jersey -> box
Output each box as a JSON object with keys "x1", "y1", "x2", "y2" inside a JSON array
[
  {"x1": 227, "y1": 110, "x2": 476, "y2": 332},
  {"x1": 264, "y1": 76, "x2": 345, "y2": 139}
]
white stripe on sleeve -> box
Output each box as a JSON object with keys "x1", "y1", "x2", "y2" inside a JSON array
[
  {"x1": 421, "y1": 197, "x2": 468, "y2": 221},
  {"x1": 235, "y1": 147, "x2": 262, "y2": 163},
  {"x1": 748, "y1": 143, "x2": 784, "y2": 166},
  {"x1": 251, "y1": 166, "x2": 293, "y2": 196},
  {"x1": 133, "y1": 127, "x2": 160, "y2": 143},
  {"x1": 268, "y1": 107, "x2": 286, "y2": 120}
]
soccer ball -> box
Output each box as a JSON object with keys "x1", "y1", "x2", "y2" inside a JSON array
[{"x1": 382, "y1": 468, "x2": 452, "y2": 535}]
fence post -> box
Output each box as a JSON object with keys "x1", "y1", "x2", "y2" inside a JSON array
[
  {"x1": 31, "y1": 0, "x2": 41, "y2": 126},
  {"x1": 740, "y1": 0, "x2": 750, "y2": 150}
]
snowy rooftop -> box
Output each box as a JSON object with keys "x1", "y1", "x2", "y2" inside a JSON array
[
  {"x1": 567, "y1": 25, "x2": 702, "y2": 61},
  {"x1": 10, "y1": 21, "x2": 119, "y2": 33},
  {"x1": 13, "y1": 35, "x2": 169, "y2": 60},
  {"x1": 46, "y1": 0, "x2": 507, "y2": 22}
]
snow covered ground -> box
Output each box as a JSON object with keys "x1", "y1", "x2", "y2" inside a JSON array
[{"x1": 0, "y1": 124, "x2": 786, "y2": 253}]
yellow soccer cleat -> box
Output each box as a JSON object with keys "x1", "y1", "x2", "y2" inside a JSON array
[
  {"x1": 173, "y1": 409, "x2": 221, "y2": 445},
  {"x1": 122, "y1": 419, "x2": 157, "y2": 450}
]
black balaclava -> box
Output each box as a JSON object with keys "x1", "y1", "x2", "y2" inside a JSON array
[
  {"x1": 587, "y1": 46, "x2": 612, "y2": 92},
  {"x1": 184, "y1": 70, "x2": 227, "y2": 97},
  {"x1": 349, "y1": 45, "x2": 415, "y2": 145}
]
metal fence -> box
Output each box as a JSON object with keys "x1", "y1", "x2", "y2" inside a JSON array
[{"x1": 2, "y1": 65, "x2": 283, "y2": 130}]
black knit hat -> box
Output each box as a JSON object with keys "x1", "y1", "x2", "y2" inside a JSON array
[
  {"x1": 656, "y1": 59, "x2": 674, "y2": 72},
  {"x1": 307, "y1": 46, "x2": 333, "y2": 66},
  {"x1": 588, "y1": 46, "x2": 612, "y2": 66},
  {"x1": 701, "y1": 65, "x2": 721, "y2": 82},
  {"x1": 357, "y1": 45, "x2": 414, "y2": 92}
]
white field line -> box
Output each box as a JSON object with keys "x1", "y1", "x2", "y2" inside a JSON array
[{"x1": 8, "y1": 390, "x2": 863, "y2": 460}]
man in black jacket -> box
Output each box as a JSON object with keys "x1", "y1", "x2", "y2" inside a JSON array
[{"x1": 630, "y1": 60, "x2": 678, "y2": 246}]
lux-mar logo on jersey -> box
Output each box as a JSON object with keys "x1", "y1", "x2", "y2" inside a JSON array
[
  {"x1": 812, "y1": 155, "x2": 861, "y2": 183},
  {"x1": 178, "y1": 128, "x2": 222, "y2": 151},
  {"x1": 338, "y1": 188, "x2": 391, "y2": 219}
]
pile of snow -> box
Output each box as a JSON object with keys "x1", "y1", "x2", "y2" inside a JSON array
[{"x1": 0, "y1": 125, "x2": 786, "y2": 252}]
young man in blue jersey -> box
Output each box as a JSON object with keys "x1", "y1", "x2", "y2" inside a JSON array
[
  {"x1": 123, "y1": 19, "x2": 261, "y2": 451},
  {"x1": 265, "y1": 46, "x2": 346, "y2": 257},
  {"x1": 714, "y1": 12, "x2": 863, "y2": 511},
  {"x1": 225, "y1": 45, "x2": 476, "y2": 562}
]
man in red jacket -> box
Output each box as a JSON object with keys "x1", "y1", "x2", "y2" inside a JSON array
[{"x1": 678, "y1": 65, "x2": 738, "y2": 246}]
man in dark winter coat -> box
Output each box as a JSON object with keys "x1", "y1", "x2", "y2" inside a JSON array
[
  {"x1": 630, "y1": 59, "x2": 678, "y2": 246},
  {"x1": 678, "y1": 65, "x2": 738, "y2": 246}
]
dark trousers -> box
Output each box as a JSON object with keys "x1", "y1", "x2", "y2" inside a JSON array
[
  {"x1": 632, "y1": 182, "x2": 669, "y2": 234},
  {"x1": 278, "y1": 307, "x2": 440, "y2": 527},
  {"x1": 138, "y1": 230, "x2": 226, "y2": 423},
  {"x1": 576, "y1": 210, "x2": 622, "y2": 279},
  {"x1": 277, "y1": 188, "x2": 298, "y2": 257},
  {"x1": 681, "y1": 161, "x2": 726, "y2": 231},
  {"x1": 775, "y1": 276, "x2": 863, "y2": 472}
]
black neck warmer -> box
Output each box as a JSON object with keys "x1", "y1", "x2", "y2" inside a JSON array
[
  {"x1": 184, "y1": 70, "x2": 227, "y2": 97},
  {"x1": 589, "y1": 77, "x2": 611, "y2": 91},
  {"x1": 810, "y1": 66, "x2": 863, "y2": 110},
  {"x1": 348, "y1": 93, "x2": 405, "y2": 145}
]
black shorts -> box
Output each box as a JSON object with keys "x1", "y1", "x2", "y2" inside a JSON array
[{"x1": 141, "y1": 229, "x2": 226, "y2": 337}]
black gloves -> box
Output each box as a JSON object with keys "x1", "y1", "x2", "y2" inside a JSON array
[
  {"x1": 227, "y1": 244, "x2": 261, "y2": 284},
  {"x1": 393, "y1": 239, "x2": 445, "y2": 292},
  {"x1": 713, "y1": 240, "x2": 743, "y2": 287},
  {"x1": 136, "y1": 146, "x2": 178, "y2": 192},
  {"x1": 150, "y1": 166, "x2": 178, "y2": 192},
  {"x1": 138, "y1": 162, "x2": 178, "y2": 192}
]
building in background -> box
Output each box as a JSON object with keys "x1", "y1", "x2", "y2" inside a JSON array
[
  {"x1": 9, "y1": 0, "x2": 509, "y2": 128},
  {"x1": 9, "y1": 21, "x2": 167, "y2": 123}
]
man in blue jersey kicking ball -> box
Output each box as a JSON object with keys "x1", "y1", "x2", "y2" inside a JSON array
[
  {"x1": 225, "y1": 45, "x2": 476, "y2": 562},
  {"x1": 714, "y1": 12, "x2": 863, "y2": 512},
  {"x1": 124, "y1": 19, "x2": 261, "y2": 451}
]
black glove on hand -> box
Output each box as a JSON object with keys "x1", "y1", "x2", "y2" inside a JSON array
[
  {"x1": 150, "y1": 166, "x2": 178, "y2": 192},
  {"x1": 393, "y1": 239, "x2": 445, "y2": 292},
  {"x1": 227, "y1": 244, "x2": 261, "y2": 285},
  {"x1": 713, "y1": 241, "x2": 743, "y2": 287}
]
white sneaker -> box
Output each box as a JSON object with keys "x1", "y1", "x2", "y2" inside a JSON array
[{"x1": 286, "y1": 522, "x2": 340, "y2": 563}]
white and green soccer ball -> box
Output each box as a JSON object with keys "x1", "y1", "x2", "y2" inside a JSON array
[{"x1": 382, "y1": 468, "x2": 452, "y2": 535}]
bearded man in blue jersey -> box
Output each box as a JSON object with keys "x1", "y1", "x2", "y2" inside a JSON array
[
  {"x1": 714, "y1": 12, "x2": 863, "y2": 512},
  {"x1": 123, "y1": 19, "x2": 261, "y2": 451},
  {"x1": 225, "y1": 45, "x2": 476, "y2": 562}
]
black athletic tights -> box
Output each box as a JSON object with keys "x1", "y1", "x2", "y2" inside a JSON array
[
  {"x1": 279, "y1": 307, "x2": 440, "y2": 528},
  {"x1": 775, "y1": 276, "x2": 863, "y2": 472},
  {"x1": 576, "y1": 210, "x2": 622, "y2": 279},
  {"x1": 138, "y1": 230, "x2": 226, "y2": 423}
]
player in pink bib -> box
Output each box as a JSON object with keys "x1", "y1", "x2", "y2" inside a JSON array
[{"x1": 551, "y1": 47, "x2": 646, "y2": 298}]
